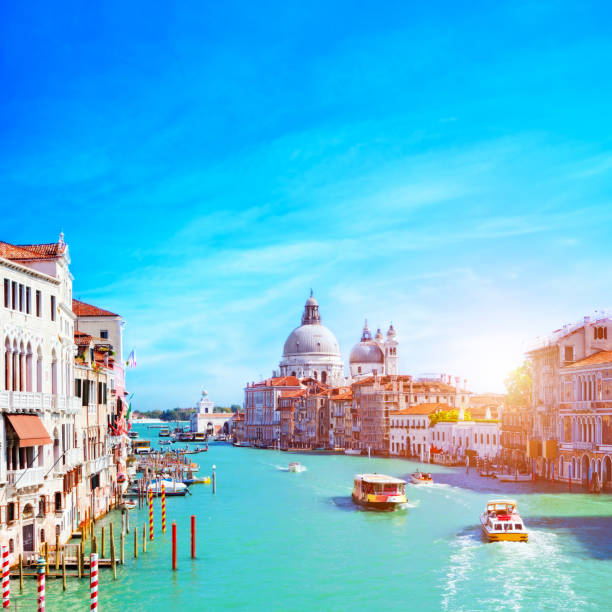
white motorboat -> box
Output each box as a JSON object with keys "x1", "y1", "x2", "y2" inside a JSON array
[
  {"x1": 344, "y1": 449, "x2": 361, "y2": 456},
  {"x1": 410, "y1": 469, "x2": 433, "y2": 485},
  {"x1": 288, "y1": 462, "x2": 306, "y2": 473},
  {"x1": 480, "y1": 499, "x2": 528, "y2": 542}
]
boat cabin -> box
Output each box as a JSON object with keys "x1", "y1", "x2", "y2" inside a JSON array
[
  {"x1": 354, "y1": 474, "x2": 406, "y2": 496},
  {"x1": 132, "y1": 439, "x2": 152, "y2": 454}
]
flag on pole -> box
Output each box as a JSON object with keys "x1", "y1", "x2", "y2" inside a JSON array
[{"x1": 126, "y1": 349, "x2": 137, "y2": 368}]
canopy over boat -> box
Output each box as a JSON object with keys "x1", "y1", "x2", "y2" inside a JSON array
[{"x1": 355, "y1": 474, "x2": 406, "y2": 485}]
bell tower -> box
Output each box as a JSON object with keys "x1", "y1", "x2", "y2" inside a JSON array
[{"x1": 384, "y1": 324, "x2": 398, "y2": 375}]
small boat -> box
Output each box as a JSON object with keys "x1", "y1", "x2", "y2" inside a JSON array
[
  {"x1": 480, "y1": 499, "x2": 528, "y2": 542},
  {"x1": 159, "y1": 427, "x2": 171, "y2": 437},
  {"x1": 178, "y1": 432, "x2": 195, "y2": 442},
  {"x1": 182, "y1": 445, "x2": 208, "y2": 455},
  {"x1": 351, "y1": 474, "x2": 407, "y2": 510},
  {"x1": 121, "y1": 500, "x2": 137, "y2": 510},
  {"x1": 182, "y1": 476, "x2": 211, "y2": 485},
  {"x1": 159, "y1": 440, "x2": 172, "y2": 446},
  {"x1": 344, "y1": 449, "x2": 361, "y2": 456},
  {"x1": 288, "y1": 462, "x2": 306, "y2": 473},
  {"x1": 132, "y1": 440, "x2": 152, "y2": 454},
  {"x1": 142, "y1": 479, "x2": 189, "y2": 497},
  {"x1": 128, "y1": 431, "x2": 139, "y2": 439},
  {"x1": 480, "y1": 468, "x2": 497, "y2": 478},
  {"x1": 193, "y1": 432, "x2": 207, "y2": 442},
  {"x1": 410, "y1": 469, "x2": 433, "y2": 485},
  {"x1": 496, "y1": 473, "x2": 532, "y2": 482}
]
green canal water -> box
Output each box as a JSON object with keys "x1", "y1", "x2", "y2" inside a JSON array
[{"x1": 13, "y1": 423, "x2": 612, "y2": 611}]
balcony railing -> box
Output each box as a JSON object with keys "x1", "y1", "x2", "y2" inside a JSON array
[
  {"x1": 7, "y1": 466, "x2": 45, "y2": 489},
  {"x1": 88, "y1": 455, "x2": 113, "y2": 475},
  {"x1": 0, "y1": 391, "x2": 80, "y2": 414}
]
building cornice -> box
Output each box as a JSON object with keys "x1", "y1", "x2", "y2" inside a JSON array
[{"x1": 0, "y1": 256, "x2": 61, "y2": 285}]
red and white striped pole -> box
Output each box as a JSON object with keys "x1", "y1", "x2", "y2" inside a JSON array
[
  {"x1": 161, "y1": 483, "x2": 166, "y2": 533},
  {"x1": 2, "y1": 545, "x2": 9, "y2": 609},
  {"x1": 90, "y1": 552, "x2": 99, "y2": 611},
  {"x1": 37, "y1": 556, "x2": 46, "y2": 612},
  {"x1": 148, "y1": 489, "x2": 154, "y2": 541}
]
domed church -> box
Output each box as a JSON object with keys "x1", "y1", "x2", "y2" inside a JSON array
[
  {"x1": 349, "y1": 321, "x2": 398, "y2": 378},
  {"x1": 278, "y1": 292, "x2": 345, "y2": 385}
]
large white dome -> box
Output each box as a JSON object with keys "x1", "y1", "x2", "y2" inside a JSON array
[
  {"x1": 349, "y1": 341, "x2": 384, "y2": 364},
  {"x1": 283, "y1": 324, "x2": 341, "y2": 356}
]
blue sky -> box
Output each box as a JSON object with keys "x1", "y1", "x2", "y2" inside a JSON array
[{"x1": 2, "y1": 2, "x2": 612, "y2": 409}]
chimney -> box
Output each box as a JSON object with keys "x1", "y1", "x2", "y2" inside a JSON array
[{"x1": 454, "y1": 376, "x2": 460, "y2": 389}]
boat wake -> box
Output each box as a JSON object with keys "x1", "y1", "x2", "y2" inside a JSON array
[{"x1": 440, "y1": 528, "x2": 587, "y2": 611}]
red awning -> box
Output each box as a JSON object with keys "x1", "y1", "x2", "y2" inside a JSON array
[{"x1": 6, "y1": 414, "x2": 53, "y2": 447}]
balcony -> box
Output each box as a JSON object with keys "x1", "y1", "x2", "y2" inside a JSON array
[
  {"x1": 88, "y1": 454, "x2": 112, "y2": 475},
  {"x1": 0, "y1": 391, "x2": 80, "y2": 415},
  {"x1": 573, "y1": 441, "x2": 597, "y2": 451},
  {"x1": 7, "y1": 466, "x2": 45, "y2": 489},
  {"x1": 64, "y1": 447, "x2": 83, "y2": 468}
]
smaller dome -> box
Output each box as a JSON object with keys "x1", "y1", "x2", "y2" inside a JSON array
[
  {"x1": 349, "y1": 341, "x2": 384, "y2": 364},
  {"x1": 305, "y1": 296, "x2": 318, "y2": 306}
]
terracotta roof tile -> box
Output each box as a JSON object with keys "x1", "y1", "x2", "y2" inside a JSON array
[
  {"x1": 73, "y1": 299, "x2": 119, "y2": 317},
  {"x1": 562, "y1": 350, "x2": 612, "y2": 370},
  {"x1": 390, "y1": 402, "x2": 451, "y2": 416},
  {"x1": 0, "y1": 241, "x2": 64, "y2": 261}
]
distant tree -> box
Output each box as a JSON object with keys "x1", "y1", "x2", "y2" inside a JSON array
[
  {"x1": 429, "y1": 409, "x2": 472, "y2": 424},
  {"x1": 504, "y1": 360, "x2": 532, "y2": 407},
  {"x1": 213, "y1": 406, "x2": 233, "y2": 413},
  {"x1": 230, "y1": 404, "x2": 242, "y2": 413}
]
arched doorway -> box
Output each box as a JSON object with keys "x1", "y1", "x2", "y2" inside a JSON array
[
  {"x1": 581, "y1": 454, "x2": 590, "y2": 486},
  {"x1": 603, "y1": 456, "x2": 612, "y2": 489}
]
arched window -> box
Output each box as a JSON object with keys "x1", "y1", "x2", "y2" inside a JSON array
[
  {"x1": 51, "y1": 350, "x2": 57, "y2": 395},
  {"x1": 25, "y1": 342, "x2": 33, "y2": 392},
  {"x1": 291, "y1": 371, "x2": 296, "y2": 377},
  {"x1": 321, "y1": 371, "x2": 327, "y2": 384},
  {"x1": 357, "y1": 366, "x2": 362, "y2": 374},
  {"x1": 36, "y1": 347, "x2": 43, "y2": 393},
  {"x1": 54, "y1": 492, "x2": 62, "y2": 511},
  {"x1": 4, "y1": 338, "x2": 10, "y2": 391}
]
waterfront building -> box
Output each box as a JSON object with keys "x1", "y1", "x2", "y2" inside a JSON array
[
  {"x1": 352, "y1": 375, "x2": 412, "y2": 454},
  {"x1": 349, "y1": 321, "x2": 398, "y2": 378},
  {"x1": 277, "y1": 389, "x2": 306, "y2": 448},
  {"x1": 73, "y1": 330, "x2": 115, "y2": 522},
  {"x1": 558, "y1": 351, "x2": 612, "y2": 489},
  {"x1": 0, "y1": 236, "x2": 129, "y2": 562},
  {"x1": 189, "y1": 389, "x2": 232, "y2": 435},
  {"x1": 389, "y1": 403, "x2": 445, "y2": 457},
  {"x1": 526, "y1": 313, "x2": 612, "y2": 484},
  {"x1": 72, "y1": 299, "x2": 129, "y2": 494},
  {"x1": 277, "y1": 293, "x2": 344, "y2": 385},
  {"x1": 243, "y1": 376, "x2": 301, "y2": 445},
  {"x1": 430, "y1": 417, "x2": 500, "y2": 463},
  {"x1": 0, "y1": 237, "x2": 81, "y2": 561},
  {"x1": 328, "y1": 387, "x2": 352, "y2": 449},
  {"x1": 500, "y1": 405, "x2": 531, "y2": 471}
]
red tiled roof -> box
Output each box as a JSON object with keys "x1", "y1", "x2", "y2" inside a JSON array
[
  {"x1": 0, "y1": 241, "x2": 64, "y2": 261},
  {"x1": 562, "y1": 350, "x2": 612, "y2": 370},
  {"x1": 390, "y1": 402, "x2": 451, "y2": 416},
  {"x1": 74, "y1": 332, "x2": 93, "y2": 346},
  {"x1": 332, "y1": 391, "x2": 352, "y2": 401},
  {"x1": 252, "y1": 376, "x2": 301, "y2": 388},
  {"x1": 73, "y1": 299, "x2": 119, "y2": 317},
  {"x1": 280, "y1": 390, "x2": 307, "y2": 398}
]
